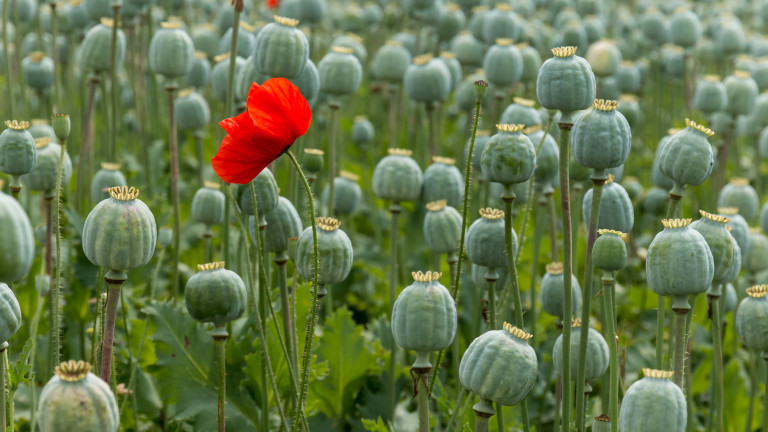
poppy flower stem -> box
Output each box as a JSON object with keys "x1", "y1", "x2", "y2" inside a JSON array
[
  {"x1": 557, "y1": 119, "x2": 574, "y2": 432},
  {"x1": 327, "y1": 102, "x2": 340, "y2": 216},
  {"x1": 220, "y1": 8, "x2": 240, "y2": 266},
  {"x1": 1, "y1": 0, "x2": 13, "y2": 118},
  {"x1": 108, "y1": 3, "x2": 120, "y2": 162},
  {"x1": 166, "y1": 83, "x2": 181, "y2": 299},
  {"x1": 286, "y1": 150, "x2": 320, "y2": 432}
]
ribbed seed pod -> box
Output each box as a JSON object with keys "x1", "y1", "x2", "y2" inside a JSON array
[
  {"x1": 298, "y1": 0, "x2": 327, "y2": 24},
  {"x1": 669, "y1": 9, "x2": 701, "y2": 48},
  {"x1": 618, "y1": 369, "x2": 686, "y2": 431},
  {"x1": 718, "y1": 178, "x2": 759, "y2": 222},
  {"x1": 536, "y1": 46, "x2": 597, "y2": 119},
  {"x1": 28, "y1": 119, "x2": 56, "y2": 141},
  {"x1": 82, "y1": 187, "x2": 157, "y2": 272},
  {"x1": 500, "y1": 97, "x2": 541, "y2": 127},
  {"x1": 260, "y1": 196, "x2": 302, "y2": 254},
  {"x1": 372, "y1": 148, "x2": 423, "y2": 203},
  {"x1": 90, "y1": 162, "x2": 127, "y2": 204},
  {"x1": 468, "y1": 6, "x2": 488, "y2": 41},
  {"x1": 184, "y1": 262, "x2": 246, "y2": 328},
  {"x1": 483, "y1": 38, "x2": 522, "y2": 88},
  {"x1": 148, "y1": 22, "x2": 194, "y2": 80},
  {"x1": 615, "y1": 61, "x2": 641, "y2": 94},
  {"x1": 693, "y1": 75, "x2": 727, "y2": 115},
  {"x1": 302, "y1": 148, "x2": 324, "y2": 175},
  {"x1": 252, "y1": 16, "x2": 309, "y2": 79},
  {"x1": 481, "y1": 124, "x2": 536, "y2": 186},
  {"x1": 553, "y1": 319, "x2": 609, "y2": 388},
  {"x1": 724, "y1": 70, "x2": 759, "y2": 116},
  {"x1": 392, "y1": 271, "x2": 457, "y2": 367},
  {"x1": 80, "y1": 18, "x2": 126, "y2": 73},
  {"x1": 331, "y1": 34, "x2": 367, "y2": 64},
  {"x1": 646, "y1": 218, "x2": 715, "y2": 310},
  {"x1": 0, "y1": 120, "x2": 36, "y2": 178},
  {"x1": 175, "y1": 88, "x2": 211, "y2": 132},
  {"x1": 0, "y1": 282, "x2": 20, "y2": 342},
  {"x1": 37, "y1": 361, "x2": 119, "y2": 432},
  {"x1": 424, "y1": 200, "x2": 461, "y2": 255},
  {"x1": 658, "y1": 119, "x2": 715, "y2": 192},
  {"x1": 191, "y1": 24, "x2": 219, "y2": 59},
  {"x1": 466, "y1": 208, "x2": 513, "y2": 269},
  {"x1": 436, "y1": 4, "x2": 465, "y2": 42},
  {"x1": 218, "y1": 22, "x2": 255, "y2": 58},
  {"x1": 351, "y1": 116, "x2": 374, "y2": 145},
  {"x1": 191, "y1": 182, "x2": 225, "y2": 226},
  {"x1": 582, "y1": 175, "x2": 634, "y2": 233},
  {"x1": 571, "y1": 99, "x2": 631, "y2": 173},
  {"x1": 527, "y1": 125, "x2": 559, "y2": 190},
  {"x1": 540, "y1": 262, "x2": 582, "y2": 319},
  {"x1": 691, "y1": 210, "x2": 738, "y2": 285},
  {"x1": 0, "y1": 184, "x2": 34, "y2": 282},
  {"x1": 450, "y1": 32, "x2": 484, "y2": 68},
  {"x1": 289, "y1": 59, "x2": 320, "y2": 108},
  {"x1": 318, "y1": 46, "x2": 363, "y2": 96},
  {"x1": 232, "y1": 169, "x2": 279, "y2": 223},
  {"x1": 422, "y1": 156, "x2": 463, "y2": 208},
  {"x1": 519, "y1": 43, "x2": 542, "y2": 83},
  {"x1": 745, "y1": 229, "x2": 768, "y2": 274},
  {"x1": 22, "y1": 138, "x2": 72, "y2": 196},
  {"x1": 22, "y1": 52, "x2": 54, "y2": 90},
  {"x1": 593, "y1": 230, "x2": 628, "y2": 271},
  {"x1": 736, "y1": 285, "x2": 768, "y2": 352},
  {"x1": 617, "y1": 95, "x2": 643, "y2": 129},
  {"x1": 481, "y1": 4, "x2": 520, "y2": 44},
  {"x1": 642, "y1": 8, "x2": 669, "y2": 46},
  {"x1": 437, "y1": 52, "x2": 462, "y2": 91},
  {"x1": 183, "y1": 52, "x2": 211, "y2": 88},
  {"x1": 211, "y1": 54, "x2": 247, "y2": 102},
  {"x1": 717, "y1": 17, "x2": 746, "y2": 57},
  {"x1": 372, "y1": 41, "x2": 411, "y2": 83},
  {"x1": 404, "y1": 54, "x2": 452, "y2": 103},
  {"x1": 585, "y1": 40, "x2": 622, "y2": 77},
  {"x1": 464, "y1": 130, "x2": 490, "y2": 174},
  {"x1": 719, "y1": 207, "x2": 749, "y2": 260},
  {"x1": 322, "y1": 171, "x2": 362, "y2": 216},
  {"x1": 296, "y1": 217, "x2": 354, "y2": 294}
]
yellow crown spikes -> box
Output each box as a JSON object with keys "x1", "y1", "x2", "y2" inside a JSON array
[
  {"x1": 439, "y1": 51, "x2": 456, "y2": 59},
  {"x1": 197, "y1": 261, "x2": 226, "y2": 271},
  {"x1": 661, "y1": 218, "x2": 692, "y2": 229},
  {"x1": 496, "y1": 123, "x2": 525, "y2": 133},
  {"x1": 699, "y1": 209, "x2": 729, "y2": 224},
  {"x1": 685, "y1": 118, "x2": 715, "y2": 137},
  {"x1": 571, "y1": 318, "x2": 582, "y2": 327},
  {"x1": 593, "y1": 99, "x2": 619, "y2": 111},
  {"x1": 108, "y1": 186, "x2": 140, "y2": 201},
  {"x1": 203, "y1": 181, "x2": 221, "y2": 189},
  {"x1": 734, "y1": 70, "x2": 751, "y2": 79},
  {"x1": 177, "y1": 88, "x2": 194, "y2": 98},
  {"x1": 28, "y1": 51, "x2": 46, "y2": 62},
  {"x1": 331, "y1": 46, "x2": 355, "y2": 55},
  {"x1": 729, "y1": 177, "x2": 750, "y2": 187},
  {"x1": 642, "y1": 368, "x2": 675, "y2": 379},
  {"x1": 274, "y1": 15, "x2": 300, "y2": 27},
  {"x1": 495, "y1": 3, "x2": 512, "y2": 11},
  {"x1": 495, "y1": 38, "x2": 514, "y2": 46},
  {"x1": 503, "y1": 322, "x2": 533, "y2": 340},
  {"x1": 316, "y1": 217, "x2": 342, "y2": 231},
  {"x1": 703, "y1": 74, "x2": 721, "y2": 82},
  {"x1": 100, "y1": 17, "x2": 115, "y2": 28},
  {"x1": 304, "y1": 148, "x2": 324, "y2": 156},
  {"x1": 339, "y1": 170, "x2": 360, "y2": 182},
  {"x1": 605, "y1": 174, "x2": 615, "y2": 184},
  {"x1": 240, "y1": 21, "x2": 255, "y2": 32},
  {"x1": 717, "y1": 207, "x2": 739, "y2": 215},
  {"x1": 513, "y1": 97, "x2": 536, "y2": 107},
  {"x1": 412, "y1": 271, "x2": 442, "y2": 282},
  {"x1": 100, "y1": 162, "x2": 121, "y2": 171},
  {"x1": 34, "y1": 137, "x2": 51, "y2": 148},
  {"x1": 55, "y1": 360, "x2": 92, "y2": 382},
  {"x1": 385, "y1": 40, "x2": 403, "y2": 47},
  {"x1": 476, "y1": 130, "x2": 490, "y2": 136},
  {"x1": 523, "y1": 124, "x2": 543, "y2": 135},
  {"x1": 432, "y1": 156, "x2": 456, "y2": 165},
  {"x1": 160, "y1": 21, "x2": 183, "y2": 29},
  {"x1": 546, "y1": 262, "x2": 564, "y2": 274},
  {"x1": 194, "y1": 50, "x2": 208, "y2": 59},
  {"x1": 387, "y1": 148, "x2": 413, "y2": 157},
  {"x1": 5, "y1": 120, "x2": 30, "y2": 130},
  {"x1": 747, "y1": 285, "x2": 768, "y2": 298},
  {"x1": 214, "y1": 53, "x2": 230, "y2": 63},
  {"x1": 597, "y1": 229, "x2": 627, "y2": 238},
  {"x1": 426, "y1": 200, "x2": 448, "y2": 212},
  {"x1": 552, "y1": 46, "x2": 578, "y2": 57},
  {"x1": 479, "y1": 208, "x2": 504, "y2": 220},
  {"x1": 413, "y1": 54, "x2": 433, "y2": 66}
]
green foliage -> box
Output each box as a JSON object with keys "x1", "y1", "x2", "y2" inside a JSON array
[{"x1": 361, "y1": 417, "x2": 392, "y2": 432}]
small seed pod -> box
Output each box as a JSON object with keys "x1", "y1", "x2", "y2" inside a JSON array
[
  {"x1": 646, "y1": 218, "x2": 715, "y2": 311},
  {"x1": 289, "y1": 59, "x2": 320, "y2": 108},
  {"x1": 191, "y1": 182, "x2": 225, "y2": 227},
  {"x1": 192, "y1": 25, "x2": 219, "y2": 58},
  {"x1": 616, "y1": 61, "x2": 641, "y2": 94},
  {"x1": 693, "y1": 75, "x2": 727, "y2": 116},
  {"x1": 82, "y1": 186, "x2": 157, "y2": 273},
  {"x1": 724, "y1": 70, "x2": 759, "y2": 116},
  {"x1": 351, "y1": 116, "x2": 374, "y2": 146},
  {"x1": 318, "y1": 46, "x2": 363, "y2": 97},
  {"x1": 736, "y1": 286, "x2": 768, "y2": 353},
  {"x1": 184, "y1": 262, "x2": 246, "y2": 329},
  {"x1": 669, "y1": 9, "x2": 701, "y2": 48},
  {"x1": 471, "y1": 263, "x2": 508, "y2": 292},
  {"x1": 437, "y1": 52, "x2": 462, "y2": 91},
  {"x1": 650, "y1": 129, "x2": 677, "y2": 190},
  {"x1": 424, "y1": 200, "x2": 461, "y2": 255},
  {"x1": 232, "y1": 168, "x2": 279, "y2": 223},
  {"x1": 540, "y1": 262, "x2": 582, "y2": 320},
  {"x1": 28, "y1": 119, "x2": 56, "y2": 141},
  {"x1": 483, "y1": 38, "x2": 522, "y2": 88},
  {"x1": 468, "y1": 6, "x2": 488, "y2": 41},
  {"x1": 527, "y1": 125, "x2": 559, "y2": 190},
  {"x1": 745, "y1": 229, "x2": 768, "y2": 274},
  {"x1": 175, "y1": 88, "x2": 211, "y2": 132},
  {"x1": 218, "y1": 22, "x2": 256, "y2": 59},
  {"x1": 372, "y1": 148, "x2": 423, "y2": 203},
  {"x1": 404, "y1": 54, "x2": 452, "y2": 103},
  {"x1": 641, "y1": 8, "x2": 669, "y2": 46},
  {"x1": 183, "y1": 52, "x2": 212, "y2": 88},
  {"x1": 322, "y1": 171, "x2": 362, "y2": 216},
  {"x1": 422, "y1": 156, "x2": 463, "y2": 208},
  {"x1": 90, "y1": 162, "x2": 127, "y2": 204},
  {"x1": 559, "y1": 22, "x2": 589, "y2": 52},
  {"x1": 571, "y1": 99, "x2": 631, "y2": 173},
  {"x1": 253, "y1": 15, "x2": 309, "y2": 79},
  {"x1": 761, "y1": 203, "x2": 768, "y2": 235},
  {"x1": 691, "y1": 210, "x2": 738, "y2": 285},
  {"x1": 211, "y1": 54, "x2": 247, "y2": 102},
  {"x1": 536, "y1": 46, "x2": 597, "y2": 119},
  {"x1": 450, "y1": 32, "x2": 485, "y2": 68},
  {"x1": 51, "y1": 114, "x2": 70, "y2": 142},
  {"x1": 658, "y1": 118, "x2": 715, "y2": 191},
  {"x1": 553, "y1": 319, "x2": 609, "y2": 390},
  {"x1": 37, "y1": 361, "x2": 119, "y2": 432},
  {"x1": 720, "y1": 207, "x2": 749, "y2": 256},
  {"x1": 466, "y1": 208, "x2": 514, "y2": 269},
  {"x1": 464, "y1": 130, "x2": 490, "y2": 176},
  {"x1": 0, "y1": 185, "x2": 34, "y2": 283},
  {"x1": 299, "y1": 0, "x2": 328, "y2": 24},
  {"x1": 0, "y1": 120, "x2": 37, "y2": 178},
  {"x1": 234, "y1": 58, "x2": 268, "y2": 104},
  {"x1": 22, "y1": 138, "x2": 73, "y2": 196},
  {"x1": 392, "y1": 271, "x2": 457, "y2": 367},
  {"x1": 618, "y1": 368, "x2": 686, "y2": 431},
  {"x1": 617, "y1": 95, "x2": 643, "y2": 129},
  {"x1": 481, "y1": 124, "x2": 536, "y2": 186},
  {"x1": 500, "y1": 97, "x2": 542, "y2": 127},
  {"x1": 296, "y1": 217, "x2": 354, "y2": 296},
  {"x1": 302, "y1": 148, "x2": 324, "y2": 175},
  {"x1": 593, "y1": 230, "x2": 628, "y2": 272},
  {"x1": 585, "y1": 40, "x2": 622, "y2": 77},
  {"x1": 436, "y1": 4, "x2": 465, "y2": 42},
  {"x1": 718, "y1": 178, "x2": 759, "y2": 222},
  {"x1": 582, "y1": 175, "x2": 634, "y2": 234},
  {"x1": 372, "y1": 41, "x2": 412, "y2": 83},
  {"x1": 259, "y1": 196, "x2": 302, "y2": 254},
  {"x1": 22, "y1": 52, "x2": 54, "y2": 90},
  {"x1": 459, "y1": 323, "x2": 537, "y2": 411},
  {"x1": 0, "y1": 281, "x2": 21, "y2": 343},
  {"x1": 80, "y1": 18, "x2": 126, "y2": 73},
  {"x1": 331, "y1": 34, "x2": 367, "y2": 64},
  {"x1": 642, "y1": 188, "x2": 671, "y2": 220},
  {"x1": 481, "y1": 4, "x2": 520, "y2": 44}
]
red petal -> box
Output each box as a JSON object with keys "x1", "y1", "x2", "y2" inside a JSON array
[
  {"x1": 247, "y1": 77, "x2": 311, "y2": 147},
  {"x1": 212, "y1": 135, "x2": 274, "y2": 184}
]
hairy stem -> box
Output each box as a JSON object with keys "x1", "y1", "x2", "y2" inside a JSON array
[
  {"x1": 215, "y1": 331, "x2": 227, "y2": 432},
  {"x1": 602, "y1": 272, "x2": 619, "y2": 432},
  {"x1": 327, "y1": 102, "x2": 339, "y2": 216},
  {"x1": 167, "y1": 84, "x2": 181, "y2": 298},
  {"x1": 673, "y1": 309, "x2": 689, "y2": 389},
  {"x1": 558, "y1": 121, "x2": 574, "y2": 432},
  {"x1": 388, "y1": 203, "x2": 402, "y2": 422}
]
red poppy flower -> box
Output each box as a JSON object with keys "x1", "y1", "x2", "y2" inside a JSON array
[
  {"x1": 266, "y1": 0, "x2": 279, "y2": 9},
  {"x1": 213, "y1": 77, "x2": 311, "y2": 184}
]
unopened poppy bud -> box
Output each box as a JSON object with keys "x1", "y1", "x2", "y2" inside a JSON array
[
  {"x1": 158, "y1": 227, "x2": 173, "y2": 248},
  {"x1": 474, "y1": 79, "x2": 488, "y2": 100},
  {"x1": 51, "y1": 114, "x2": 70, "y2": 142}
]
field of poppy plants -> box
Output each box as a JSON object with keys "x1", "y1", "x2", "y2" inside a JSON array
[{"x1": 3, "y1": 0, "x2": 768, "y2": 431}]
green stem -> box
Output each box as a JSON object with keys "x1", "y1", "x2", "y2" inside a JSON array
[
  {"x1": 601, "y1": 271, "x2": 619, "y2": 432},
  {"x1": 0, "y1": 343, "x2": 6, "y2": 432},
  {"x1": 571, "y1": 183, "x2": 584, "y2": 270},
  {"x1": 214, "y1": 330, "x2": 227, "y2": 432},
  {"x1": 203, "y1": 231, "x2": 213, "y2": 263},
  {"x1": 51, "y1": 138, "x2": 67, "y2": 376},
  {"x1": 100, "y1": 270, "x2": 127, "y2": 383},
  {"x1": 1, "y1": 0, "x2": 14, "y2": 118},
  {"x1": 4, "y1": 348, "x2": 10, "y2": 432},
  {"x1": 167, "y1": 84, "x2": 181, "y2": 298},
  {"x1": 474, "y1": 416, "x2": 489, "y2": 432},
  {"x1": 763, "y1": 355, "x2": 768, "y2": 432},
  {"x1": 388, "y1": 203, "x2": 401, "y2": 422},
  {"x1": 656, "y1": 294, "x2": 665, "y2": 370},
  {"x1": 50, "y1": 3, "x2": 60, "y2": 112},
  {"x1": 528, "y1": 192, "x2": 545, "y2": 348},
  {"x1": 673, "y1": 309, "x2": 688, "y2": 389},
  {"x1": 558, "y1": 120, "x2": 575, "y2": 432},
  {"x1": 388, "y1": 86, "x2": 398, "y2": 148},
  {"x1": 195, "y1": 131, "x2": 205, "y2": 188},
  {"x1": 275, "y1": 254, "x2": 296, "y2": 380},
  {"x1": 747, "y1": 352, "x2": 758, "y2": 432},
  {"x1": 448, "y1": 254, "x2": 459, "y2": 380},
  {"x1": 711, "y1": 293, "x2": 723, "y2": 432},
  {"x1": 547, "y1": 191, "x2": 558, "y2": 262},
  {"x1": 287, "y1": 150, "x2": 320, "y2": 432},
  {"x1": 76, "y1": 76, "x2": 99, "y2": 213},
  {"x1": 575, "y1": 175, "x2": 606, "y2": 432},
  {"x1": 221, "y1": 7, "x2": 240, "y2": 266},
  {"x1": 327, "y1": 102, "x2": 339, "y2": 216},
  {"x1": 417, "y1": 369, "x2": 430, "y2": 432},
  {"x1": 108, "y1": 4, "x2": 120, "y2": 162},
  {"x1": 427, "y1": 102, "x2": 436, "y2": 160},
  {"x1": 28, "y1": 290, "x2": 44, "y2": 432}
]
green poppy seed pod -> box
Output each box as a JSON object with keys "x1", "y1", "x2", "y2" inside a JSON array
[
  {"x1": 642, "y1": 187, "x2": 670, "y2": 218},
  {"x1": 80, "y1": 18, "x2": 125, "y2": 73},
  {"x1": 646, "y1": 218, "x2": 715, "y2": 310},
  {"x1": 593, "y1": 415, "x2": 612, "y2": 432},
  {"x1": 519, "y1": 43, "x2": 542, "y2": 82},
  {"x1": 717, "y1": 17, "x2": 746, "y2": 56},
  {"x1": 526, "y1": 125, "x2": 559, "y2": 190},
  {"x1": 211, "y1": 54, "x2": 247, "y2": 102},
  {"x1": 582, "y1": 15, "x2": 605, "y2": 44},
  {"x1": 436, "y1": 4, "x2": 465, "y2": 42},
  {"x1": 331, "y1": 34, "x2": 367, "y2": 64},
  {"x1": 278, "y1": 0, "x2": 302, "y2": 21},
  {"x1": 322, "y1": 171, "x2": 362, "y2": 216},
  {"x1": 658, "y1": 119, "x2": 715, "y2": 191},
  {"x1": 175, "y1": 89, "x2": 211, "y2": 132},
  {"x1": 253, "y1": 15, "x2": 309, "y2": 79},
  {"x1": 288, "y1": 59, "x2": 320, "y2": 108},
  {"x1": 0, "y1": 185, "x2": 34, "y2": 283},
  {"x1": 424, "y1": 200, "x2": 461, "y2": 255},
  {"x1": 0, "y1": 120, "x2": 37, "y2": 178},
  {"x1": 616, "y1": 61, "x2": 641, "y2": 94},
  {"x1": 183, "y1": 52, "x2": 211, "y2": 88},
  {"x1": 158, "y1": 227, "x2": 173, "y2": 248},
  {"x1": 459, "y1": 323, "x2": 537, "y2": 409},
  {"x1": 302, "y1": 148, "x2": 324, "y2": 174},
  {"x1": 760, "y1": 126, "x2": 768, "y2": 158},
  {"x1": 296, "y1": 217, "x2": 354, "y2": 295},
  {"x1": 693, "y1": 75, "x2": 728, "y2": 115},
  {"x1": 559, "y1": 22, "x2": 588, "y2": 52},
  {"x1": 218, "y1": 23, "x2": 255, "y2": 59},
  {"x1": 422, "y1": 156, "x2": 463, "y2": 208},
  {"x1": 298, "y1": 0, "x2": 327, "y2": 24},
  {"x1": 585, "y1": 39, "x2": 622, "y2": 77},
  {"x1": 392, "y1": 271, "x2": 457, "y2": 367},
  {"x1": 51, "y1": 114, "x2": 70, "y2": 142},
  {"x1": 28, "y1": 119, "x2": 56, "y2": 141},
  {"x1": 718, "y1": 178, "x2": 759, "y2": 222},
  {"x1": 582, "y1": 176, "x2": 634, "y2": 233},
  {"x1": 22, "y1": 52, "x2": 54, "y2": 90},
  {"x1": 351, "y1": 116, "x2": 374, "y2": 145},
  {"x1": 621, "y1": 176, "x2": 643, "y2": 201},
  {"x1": 437, "y1": 52, "x2": 462, "y2": 91},
  {"x1": 593, "y1": 229, "x2": 628, "y2": 271},
  {"x1": 745, "y1": 229, "x2": 768, "y2": 274},
  {"x1": 751, "y1": 60, "x2": 768, "y2": 92},
  {"x1": 661, "y1": 45, "x2": 685, "y2": 79},
  {"x1": 7, "y1": 0, "x2": 33, "y2": 22},
  {"x1": 691, "y1": 210, "x2": 738, "y2": 285},
  {"x1": 450, "y1": 32, "x2": 484, "y2": 68},
  {"x1": 233, "y1": 58, "x2": 267, "y2": 102},
  {"x1": 536, "y1": 46, "x2": 597, "y2": 119},
  {"x1": 650, "y1": 129, "x2": 676, "y2": 190},
  {"x1": 466, "y1": 208, "x2": 514, "y2": 269},
  {"x1": 318, "y1": 46, "x2": 363, "y2": 96},
  {"x1": 0, "y1": 282, "x2": 21, "y2": 343},
  {"x1": 617, "y1": 95, "x2": 643, "y2": 129},
  {"x1": 67, "y1": 1, "x2": 89, "y2": 31},
  {"x1": 82, "y1": 186, "x2": 157, "y2": 273},
  {"x1": 259, "y1": 196, "x2": 302, "y2": 254},
  {"x1": 724, "y1": 283, "x2": 738, "y2": 313},
  {"x1": 22, "y1": 138, "x2": 72, "y2": 195},
  {"x1": 404, "y1": 54, "x2": 452, "y2": 103},
  {"x1": 468, "y1": 5, "x2": 488, "y2": 41},
  {"x1": 570, "y1": 99, "x2": 632, "y2": 173},
  {"x1": 37, "y1": 361, "x2": 119, "y2": 432},
  {"x1": 372, "y1": 148, "x2": 423, "y2": 203},
  {"x1": 619, "y1": 369, "x2": 686, "y2": 431},
  {"x1": 149, "y1": 22, "x2": 195, "y2": 80},
  {"x1": 233, "y1": 169, "x2": 279, "y2": 223},
  {"x1": 464, "y1": 130, "x2": 490, "y2": 174},
  {"x1": 540, "y1": 262, "x2": 582, "y2": 319},
  {"x1": 191, "y1": 25, "x2": 219, "y2": 58},
  {"x1": 641, "y1": 8, "x2": 669, "y2": 46},
  {"x1": 761, "y1": 204, "x2": 768, "y2": 235},
  {"x1": 736, "y1": 285, "x2": 768, "y2": 353},
  {"x1": 84, "y1": 0, "x2": 114, "y2": 22},
  {"x1": 500, "y1": 97, "x2": 542, "y2": 127},
  {"x1": 191, "y1": 182, "x2": 225, "y2": 226},
  {"x1": 372, "y1": 41, "x2": 412, "y2": 83},
  {"x1": 669, "y1": 9, "x2": 701, "y2": 48},
  {"x1": 90, "y1": 162, "x2": 127, "y2": 204},
  {"x1": 481, "y1": 124, "x2": 536, "y2": 186},
  {"x1": 184, "y1": 262, "x2": 246, "y2": 329},
  {"x1": 482, "y1": 3, "x2": 520, "y2": 44},
  {"x1": 483, "y1": 38, "x2": 523, "y2": 88},
  {"x1": 471, "y1": 263, "x2": 508, "y2": 292},
  {"x1": 719, "y1": 207, "x2": 749, "y2": 257},
  {"x1": 361, "y1": 2, "x2": 383, "y2": 27},
  {"x1": 553, "y1": 319, "x2": 609, "y2": 386},
  {"x1": 724, "y1": 70, "x2": 758, "y2": 116}
]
